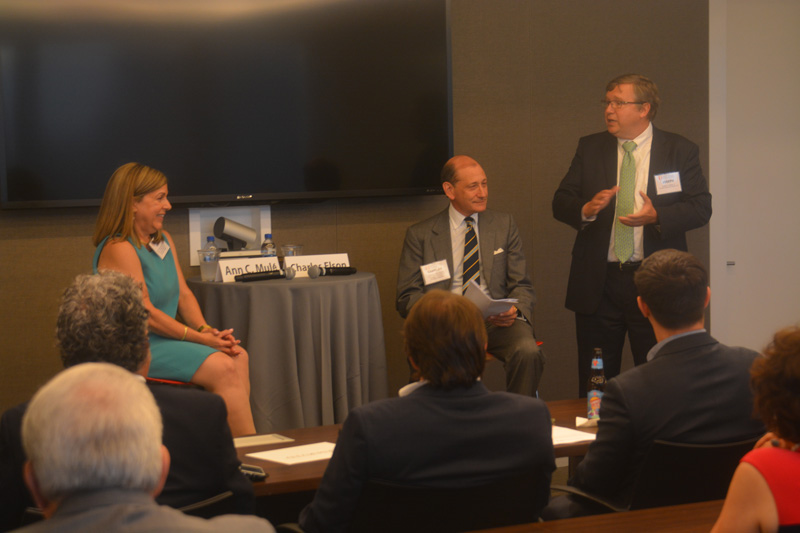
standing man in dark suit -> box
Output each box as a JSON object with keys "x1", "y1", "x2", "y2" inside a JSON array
[
  {"x1": 397, "y1": 155, "x2": 544, "y2": 396},
  {"x1": 543, "y1": 250, "x2": 765, "y2": 518},
  {"x1": 553, "y1": 74, "x2": 712, "y2": 395},
  {"x1": 300, "y1": 290, "x2": 555, "y2": 533},
  {"x1": 0, "y1": 272, "x2": 254, "y2": 531}
]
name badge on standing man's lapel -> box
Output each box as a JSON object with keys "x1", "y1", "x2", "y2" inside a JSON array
[{"x1": 150, "y1": 239, "x2": 169, "y2": 260}]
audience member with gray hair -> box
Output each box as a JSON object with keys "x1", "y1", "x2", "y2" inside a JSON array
[
  {"x1": 56, "y1": 271, "x2": 150, "y2": 372},
  {"x1": 0, "y1": 272, "x2": 254, "y2": 531},
  {"x1": 15, "y1": 362, "x2": 274, "y2": 532}
]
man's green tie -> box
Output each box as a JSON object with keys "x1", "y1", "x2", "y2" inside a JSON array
[{"x1": 615, "y1": 141, "x2": 637, "y2": 263}]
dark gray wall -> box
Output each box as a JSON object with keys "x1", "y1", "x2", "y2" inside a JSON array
[{"x1": 0, "y1": 1, "x2": 709, "y2": 411}]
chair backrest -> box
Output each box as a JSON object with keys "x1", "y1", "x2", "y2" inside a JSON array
[
  {"x1": 629, "y1": 437, "x2": 759, "y2": 510},
  {"x1": 178, "y1": 490, "x2": 236, "y2": 518},
  {"x1": 347, "y1": 468, "x2": 544, "y2": 533}
]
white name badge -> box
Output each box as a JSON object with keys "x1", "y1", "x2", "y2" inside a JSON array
[
  {"x1": 149, "y1": 239, "x2": 170, "y2": 260},
  {"x1": 654, "y1": 171, "x2": 682, "y2": 195},
  {"x1": 283, "y1": 253, "x2": 350, "y2": 278},
  {"x1": 218, "y1": 257, "x2": 281, "y2": 282},
  {"x1": 420, "y1": 259, "x2": 450, "y2": 286}
]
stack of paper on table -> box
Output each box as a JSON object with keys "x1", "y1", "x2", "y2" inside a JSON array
[{"x1": 552, "y1": 426, "x2": 597, "y2": 446}]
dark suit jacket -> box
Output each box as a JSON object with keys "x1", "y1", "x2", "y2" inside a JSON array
[
  {"x1": 0, "y1": 382, "x2": 254, "y2": 531},
  {"x1": 570, "y1": 331, "x2": 765, "y2": 507},
  {"x1": 299, "y1": 382, "x2": 556, "y2": 533},
  {"x1": 396, "y1": 207, "x2": 535, "y2": 319},
  {"x1": 552, "y1": 127, "x2": 712, "y2": 314}
]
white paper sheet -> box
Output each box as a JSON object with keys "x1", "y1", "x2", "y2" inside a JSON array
[
  {"x1": 246, "y1": 442, "x2": 336, "y2": 465},
  {"x1": 234, "y1": 433, "x2": 295, "y2": 449},
  {"x1": 552, "y1": 425, "x2": 596, "y2": 446},
  {"x1": 463, "y1": 281, "x2": 518, "y2": 318}
]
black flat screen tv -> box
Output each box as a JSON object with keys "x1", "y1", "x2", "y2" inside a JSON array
[{"x1": 0, "y1": 0, "x2": 451, "y2": 208}]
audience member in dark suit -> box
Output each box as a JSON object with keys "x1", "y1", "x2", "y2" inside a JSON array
[
  {"x1": 544, "y1": 250, "x2": 765, "y2": 518},
  {"x1": 397, "y1": 155, "x2": 544, "y2": 396},
  {"x1": 0, "y1": 272, "x2": 254, "y2": 531},
  {"x1": 552, "y1": 74, "x2": 712, "y2": 395},
  {"x1": 713, "y1": 326, "x2": 800, "y2": 532},
  {"x1": 12, "y1": 363, "x2": 274, "y2": 533},
  {"x1": 299, "y1": 290, "x2": 556, "y2": 533}
]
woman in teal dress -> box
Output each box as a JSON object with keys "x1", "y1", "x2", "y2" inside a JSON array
[{"x1": 93, "y1": 163, "x2": 255, "y2": 436}]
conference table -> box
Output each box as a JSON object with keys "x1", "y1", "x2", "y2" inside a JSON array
[
  {"x1": 236, "y1": 398, "x2": 595, "y2": 498},
  {"x1": 188, "y1": 272, "x2": 388, "y2": 433}
]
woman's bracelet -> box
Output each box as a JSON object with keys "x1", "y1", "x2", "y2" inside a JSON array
[
  {"x1": 181, "y1": 326, "x2": 188, "y2": 341},
  {"x1": 197, "y1": 324, "x2": 212, "y2": 333}
]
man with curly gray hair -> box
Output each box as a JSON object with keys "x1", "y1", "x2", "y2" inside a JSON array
[
  {"x1": 56, "y1": 271, "x2": 150, "y2": 372},
  {"x1": 0, "y1": 272, "x2": 255, "y2": 531},
  {"x1": 16, "y1": 363, "x2": 274, "y2": 532}
]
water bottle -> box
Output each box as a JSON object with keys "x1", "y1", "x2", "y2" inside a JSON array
[
  {"x1": 261, "y1": 234, "x2": 277, "y2": 257},
  {"x1": 202, "y1": 236, "x2": 218, "y2": 252},
  {"x1": 587, "y1": 348, "x2": 606, "y2": 420},
  {"x1": 199, "y1": 236, "x2": 219, "y2": 282}
]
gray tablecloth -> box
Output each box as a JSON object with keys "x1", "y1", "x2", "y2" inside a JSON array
[{"x1": 187, "y1": 272, "x2": 388, "y2": 433}]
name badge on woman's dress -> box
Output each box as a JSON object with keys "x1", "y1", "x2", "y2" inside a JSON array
[{"x1": 149, "y1": 239, "x2": 170, "y2": 260}]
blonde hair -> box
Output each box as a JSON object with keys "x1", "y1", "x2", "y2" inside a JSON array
[{"x1": 93, "y1": 163, "x2": 168, "y2": 248}]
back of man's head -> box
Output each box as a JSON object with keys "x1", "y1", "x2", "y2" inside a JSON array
[
  {"x1": 634, "y1": 249, "x2": 708, "y2": 329},
  {"x1": 404, "y1": 290, "x2": 486, "y2": 389},
  {"x1": 22, "y1": 362, "x2": 164, "y2": 503},
  {"x1": 57, "y1": 271, "x2": 149, "y2": 372}
]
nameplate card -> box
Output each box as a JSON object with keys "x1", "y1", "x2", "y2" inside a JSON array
[
  {"x1": 283, "y1": 253, "x2": 350, "y2": 278},
  {"x1": 218, "y1": 256, "x2": 281, "y2": 282}
]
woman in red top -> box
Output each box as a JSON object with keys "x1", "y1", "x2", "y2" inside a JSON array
[{"x1": 712, "y1": 327, "x2": 800, "y2": 532}]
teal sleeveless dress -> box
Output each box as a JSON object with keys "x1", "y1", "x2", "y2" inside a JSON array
[{"x1": 93, "y1": 236, "x2": 216, "y2": 382}]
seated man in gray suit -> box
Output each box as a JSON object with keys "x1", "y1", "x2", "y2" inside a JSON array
[
  {"x1": 300, "y1": 290, "x2": 556, "y2": 533},
  {"x1": 544, "y1": 249, "x2": 765, "y2": 518},
  {"x1": 396, "y1": 155, "x2": 544, "y2": 396},
  {"x1": 16, "y1": 363, "x2": 274, "y2": 532}
]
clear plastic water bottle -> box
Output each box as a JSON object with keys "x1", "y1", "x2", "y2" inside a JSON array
[
  {"x1": 202, "y1": 236, "x2": 218, "y2": 252},
  {"x1": 261, "y1": 234, "x2": 277, "y2": 257},
  {"x1": 199, "y1": 236, "x2": 219, "y2": 282}
]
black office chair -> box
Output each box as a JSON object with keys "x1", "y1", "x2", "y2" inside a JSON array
[
  {"x1": 17, "y1": 490, "x2": 236, "y2": 525},
  {"x1": 553, "y1": 436, "x2": 759, "y2": 512},
  {"x1": 278, "y1": 467, "x2": 546, "y2": 533},
  {"x1": 349, "y1": 467, "x2": 545, "y2": 533},
  {"x1": 177, "y1": 490, "x2": 236, "y2": 518}
]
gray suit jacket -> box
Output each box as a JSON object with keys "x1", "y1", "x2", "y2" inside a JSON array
[
  {"x1": 570, "y1": 331, "x2": 765, "y2": 507},
  {"x1": 13, "y1": 489, "x2": 273, "y2": 533},
  {"x1": 396, "y1": 206, "x2": 535, "y2": 320}
]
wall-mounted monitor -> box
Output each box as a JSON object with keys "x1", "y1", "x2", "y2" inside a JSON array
[{"x1": 0, "y1": 0, "x2": 451, "y2": 208}]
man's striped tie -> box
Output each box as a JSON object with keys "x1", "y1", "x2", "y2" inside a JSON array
[{"x1": 462, "y1": 216, "x2": 479, "y2": 294}]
